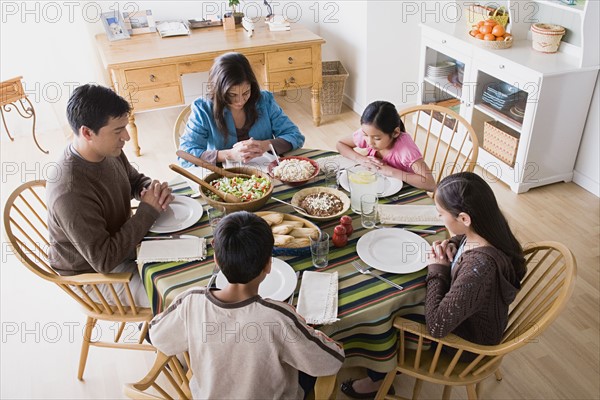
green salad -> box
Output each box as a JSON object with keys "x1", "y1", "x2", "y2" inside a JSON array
[{"x1": 208, "y1": 175, "x2": 271, "y2": 202}]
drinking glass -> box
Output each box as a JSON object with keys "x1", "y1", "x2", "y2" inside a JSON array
[
  {"x1": 207, "y1": 205, "x2": 227, "y2": 232},
  {"x1": 323, "y1": 162, "x2": 339, "y2": 189},
  {"x1": 309, "y1": 232, "x2": 330, "y2": 269},
  {"x1": 361, "y1": 194, "x2": 378, "y2": 229}
]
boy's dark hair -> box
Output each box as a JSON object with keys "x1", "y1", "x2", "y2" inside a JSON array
[
  {"x1": 213, "y1": 211, "x2": 274, "y2": 284},
  {"x1": 66, "y1": 84, "x2": 131, "y2": 135},
  {"x1": 360, "y1": 100, "x2": 406, "y2": 135}
]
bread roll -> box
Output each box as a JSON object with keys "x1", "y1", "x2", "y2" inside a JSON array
[
  {"x1": 289, "y1": 227, "x2": 319, "y2": 238},
  {"x1": 261, "y1": 212, "x2": 284, "y2": 226},
  {"x1": 272, "y1": 224, "x2": 294, "y2": 235},
  {"x1": 273, "y1": 234, "x2": 294, "y2": 246},
  {"x1": 286, "y1": 238, "x2": 311, "y2": 248},
  {"x1": 281, "y1": 220, "x2": 304, "y2": 228}
]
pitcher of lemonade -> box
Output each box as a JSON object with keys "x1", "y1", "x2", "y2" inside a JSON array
[{"x1": 347, "y1": 166, "x2": 388, "y2": 213}]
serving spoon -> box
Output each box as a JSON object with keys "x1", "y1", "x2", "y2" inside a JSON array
[
  {"x1": 169, "y1": 164, "x2": 242, "y2": 203},
  {"x1": 271, "y1": 196, "x2": 308, "y2": 214},
  {"x1": 176, "y1": 150, "x2": 253, "y2": 179}
]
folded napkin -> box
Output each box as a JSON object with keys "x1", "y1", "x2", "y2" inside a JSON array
[
  {"x1": 378, "y1": 204, "x2": 443, "y2": 226},
  {"x1": 137, "y1": 237, "x2": 207, "y2": 263},
  {"x1": 296, "y1": 271, "x2": 339, "y2": 325}
]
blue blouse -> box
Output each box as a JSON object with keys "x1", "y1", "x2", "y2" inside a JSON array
[{"x1": 178, "y1": 90, "x2": 305, "y2": 167}]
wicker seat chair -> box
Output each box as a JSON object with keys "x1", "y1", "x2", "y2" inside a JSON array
[
  {"x1": 3, "y1": 180, "x2": 155, "y2": 380},
  {"x1": 398, "y1": 104, "x2": 479, "y2": 186},
  {"x1": 375, "y1": 241, "x2": 577, "y2": 400},
  {"x1": 124, "y1": 350, "x2": 338, "y2": 399},
  {"x1": 173, "y1": 105, "x2": 191, "y2": 150}
]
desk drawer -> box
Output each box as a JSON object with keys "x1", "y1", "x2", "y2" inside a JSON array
[
  {"x1": 268, "y1": 49, "x2": 312, "y2": 70},
  {"x1": 132, "y1": 86, "x2": 183, "y2": 111},
  {"x1": 269, "y1": 68, "x2": 313, "y2": 91},
  {"x1": 125, "y1": 65, "x2": 179, "y2": 88}
]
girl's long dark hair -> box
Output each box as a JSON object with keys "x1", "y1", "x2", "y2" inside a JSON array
[
  {"x1": 435, "y1": 172, "x2": 526, "y2": 278},
  {"x1": 207, "y1": 52, "x2": 261, "y2": 142},
  {"x1": 360, "y1": 101, "x2": 406, "y2": 136}
]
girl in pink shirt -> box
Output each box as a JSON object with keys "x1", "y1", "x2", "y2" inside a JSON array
[{"x1": 337, "y1": 101, "x2": 435, "y2": 192}]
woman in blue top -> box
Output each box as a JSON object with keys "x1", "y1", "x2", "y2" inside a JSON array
[{"x1": 179, "y1": 52, "x2": 305, "y2": 166}]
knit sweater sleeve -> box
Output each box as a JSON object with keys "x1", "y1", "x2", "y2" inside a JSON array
[
  {"x1": 121, "y1": 153, "x2": 151, "y2": 199},
  {"x1": 52, "y1": 192, "x2": 159, "y2": 273},
  {"x1": 425, "y1": 251, "x2": 496, "y2": 338}
]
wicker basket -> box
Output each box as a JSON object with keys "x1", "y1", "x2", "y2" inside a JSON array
[
  {"x1": 466, "y1": 5, "x2": 509, "y2": 29},
  {"x1": 321, "y1": 61, "x2": 349, "y2": 115},
  {"x1": 469, "y1": 33, "x2": 514, "y2": 50},
  {"x1": 531, "y1": 23, "x2": 566, "y2": 53},
  {"x1": 483, "y1": 120, "x2": 520, "y2": 167}
]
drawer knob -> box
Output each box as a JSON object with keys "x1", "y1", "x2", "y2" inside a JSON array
[
  {"x1": 441, "y1": 40, "x2": 447, "y2": 44},
  {"x1": 153, "y1": 95, "x2": 160, "y2": 102},
  {"x1": 285, "y1": 77, "x2": 296, "y2": 85},
  {"x1": 288, "y1": 57, "x2": 294, "y2": 64},
  {"x1": 499, "y1": 65, "x2": 505, "y2": 69},
  {"x1": 149, "y1": 74, "x2": 156, "y2": 82}
]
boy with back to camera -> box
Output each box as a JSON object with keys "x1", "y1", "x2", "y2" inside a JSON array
[{"x1": 149, "y1": 211, "x2": 345, "y2": 399}]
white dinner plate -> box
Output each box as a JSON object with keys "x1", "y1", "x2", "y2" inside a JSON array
[
  {"x1": 356, "y1": 228, "x2": 431, "y2": 274},
  {"x1": 338, "y1": 170, "x2": 403, "y2": 198},
  {"x1": 149, "y1": 196, "x2": 204, "y2": 233},
  {"x1": 215, "y1": 258, "x2": 297, "y2": 301}
]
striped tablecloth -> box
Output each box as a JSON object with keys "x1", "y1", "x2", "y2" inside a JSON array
[{"x1": 139, "y1": 149, "x2": 445, "y2": 373}]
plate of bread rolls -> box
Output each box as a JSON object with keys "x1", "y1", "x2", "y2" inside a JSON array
[{"x1": 256, "y1": 211, "x2": 321, "y2": 256}]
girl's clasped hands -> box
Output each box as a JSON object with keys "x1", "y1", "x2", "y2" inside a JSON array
[{"x1": 429, "y1": 239, "x2": 458, "y2": 266}]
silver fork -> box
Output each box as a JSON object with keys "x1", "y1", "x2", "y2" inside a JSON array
[
  {"x1": 206, "y1": 265, "x2": 219, "y2": 288},
  {"x1": 351, "y1": 261, "x2": 403, "y2": 290}
]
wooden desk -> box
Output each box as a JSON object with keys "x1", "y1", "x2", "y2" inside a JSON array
[{"x1": 95, "y1": 24, "x2": 325, "y2": 156}]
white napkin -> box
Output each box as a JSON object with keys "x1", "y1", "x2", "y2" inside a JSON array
[
  {"x1": 223, "y1": 151, "x2": 277, "y2": 172},
  {"x1": 137, "y1": 237, "x2": 207, "y2": 263},
  {"x1": 296, "y1": 271, "x2": 339, "y2": 325},
  {"x1": 378, "y1": 204, "x2": 443, "y2": 226}
]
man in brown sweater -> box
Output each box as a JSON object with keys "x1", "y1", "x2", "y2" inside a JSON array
[{"x1": 46, "y1": 84, "x2": 173, "y2": 307}]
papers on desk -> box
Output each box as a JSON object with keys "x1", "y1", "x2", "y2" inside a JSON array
[
  {"x1": 378, "y1": 204, "x2": 443, "y2": 226},
  {"x1": 137, "y1": 237, "x2": 206, "y2": 263},
  {"x1": 267, "y1": 15, "x2": 290, "y2": 31},
  {"x1": 156, "y1": 20, "x2": 190, "y2": 38},
  {"x1": 296, "y1": 271, "x2": 339, "y2": 325}
]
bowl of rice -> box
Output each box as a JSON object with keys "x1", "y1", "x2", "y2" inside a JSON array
[
  {"x1": 268, "y1": 156, "x2": 320, "y2": 186},
  {"x1": 290, "y1": 187, "x2": 350, "y2": 221},
  {"x1": 200, "y1": 167, "x2": 273, "y2": 213}
]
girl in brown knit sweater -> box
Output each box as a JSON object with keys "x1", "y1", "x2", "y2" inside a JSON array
[
  {"x1": 427, "y1": 172, "x2": 526, "y2": 345},
  {"x1": 342, "y1": 172, "x2": 526, "y2": 399}
]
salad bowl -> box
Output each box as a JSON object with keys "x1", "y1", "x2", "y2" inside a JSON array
[{"x1": 200, "y1": 167, "x2": 273, "y2": 212}]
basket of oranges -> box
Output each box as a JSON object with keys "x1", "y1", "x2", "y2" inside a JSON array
[{"x1": 469, "y1": 19, "x2": 513, "y2": 50}]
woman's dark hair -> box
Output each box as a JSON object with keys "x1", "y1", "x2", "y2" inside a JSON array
[
  {"x1": 66, "y1": 84, "x2": 131, "y2": 135},
  {"x1": 435, "y1": 172, "x2": 525, "y2": 277},
  {"x1": 360, "y1": 101, "x2": 406, "y2": 136},
  {"x1": 213, "y1": 211, "x2": 274, "y2": 284},
  {"x1": 208, "y1": 52, "x2": 261, "y2": 141}
]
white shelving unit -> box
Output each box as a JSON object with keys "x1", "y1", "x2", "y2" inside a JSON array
[{"x1": 417, "y1": 0, "x2": 599, "y2": 193}]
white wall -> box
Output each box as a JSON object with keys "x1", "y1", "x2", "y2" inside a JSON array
[
  {"x1": 1, "y1": 0, "x2": 598, "y2": 196},
  {"x1": 573, "y1": 74, "x2": 600, "y2": 196}
]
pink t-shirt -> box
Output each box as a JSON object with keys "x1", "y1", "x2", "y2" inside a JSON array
[{"x1": 353, "y1": 129, "x2": 423, "y2": 173}]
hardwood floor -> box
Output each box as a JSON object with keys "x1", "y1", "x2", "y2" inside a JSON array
[{"x1": 1, "y1": 89, "x2": 598, "y2": 399}]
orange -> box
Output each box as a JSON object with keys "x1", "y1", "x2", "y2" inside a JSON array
[
  {"x1": 470, "y1": 29, "x2": 480, "y2": 37},
  {"x1": 503, "y1": 33, "x2": 512, "y2": 38},
  {"x1": 484, "y1": 33, "x2": 496, "y2": 41},
  {"x1": 479, "y1": 25, "x2": 493, "y2": 35},
  {"x1": 475, "y1": 33, "x2": 485, "y2": 40},
  {"x1": 477, "y1": 21, "x2": 485, "y2": 27},
  {"x1": 492, "y1": 25, "x2": 506, "y2": 37},
  {"x1": 496, "y1": 36, "x2": 506, "y2": 41},
  {"x1": 484, "y1": 19, "x2": 498, "y2": 27}
]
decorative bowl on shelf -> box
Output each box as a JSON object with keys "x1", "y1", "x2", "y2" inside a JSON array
[{"x1": 531, "y1": 23, "x2": 566, "y2": 53}]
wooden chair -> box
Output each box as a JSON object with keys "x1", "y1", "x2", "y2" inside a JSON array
[
  {"x1": 375, "y1": 241, "x2": 577, "y2": 400},
  {"x1": 173, "y1": 105, "x2": 191, "y2": 150},
  {"x1": 3, "y1": 180, "x2": 155, "y2": 380},
  {"x1": 124, "y1": 350, "x2": 338, "y2": 400},
  {"x1": 398, "y1": 104, "x2": 479, "y2": 186}
]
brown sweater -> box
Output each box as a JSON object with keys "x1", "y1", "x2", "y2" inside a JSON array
[
  {"x1": 47, "y1": 147, "x2": 159, "y2": 275},
  {"x1": 425, "y1": 235, "x2": 525, "y2": 345}
]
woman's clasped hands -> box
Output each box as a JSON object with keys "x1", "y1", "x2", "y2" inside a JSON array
[
  {"x1": 230, "y1": 137, "x2": 269, "y2": 163},
  {"x1": 429, "y1": 239, "x2": 457, "y2": 266}
]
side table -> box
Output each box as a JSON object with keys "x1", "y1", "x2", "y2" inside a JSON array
[{"x1": 0, "y1": 76, "x2": 48, "y2": 154}]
